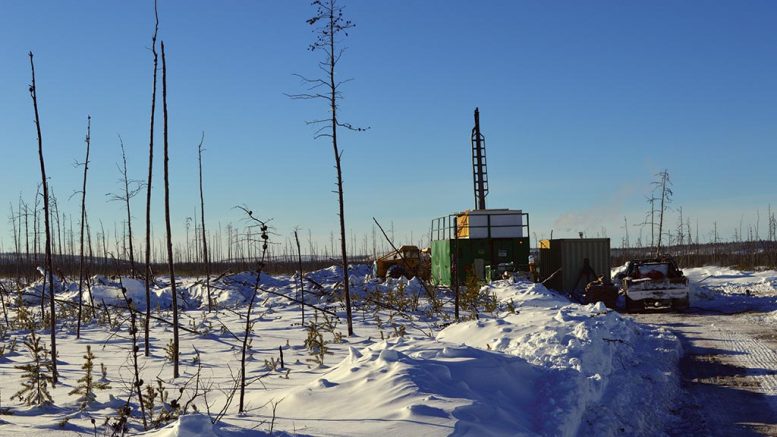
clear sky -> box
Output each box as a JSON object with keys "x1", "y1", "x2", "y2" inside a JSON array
[{"x1": 1, "y1": 1, "x2": 776, "y2": 255}]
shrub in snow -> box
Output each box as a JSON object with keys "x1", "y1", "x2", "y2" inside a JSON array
[
  {"x1": 142, "y1": 379, "x2": 187, "y2": 429},
  {"x1": 164, "y1": 339, "x2": 179, "y2": 363},
  {"x1": 304, "y1": 312, "x2": 333, "y2": 367},
  {"x1": 13, "y1": 290, "x2": 34, "y2": 331},
  {"x1": 69, "y1": 345, "x2": 110, "y2": 408},
  {"x1": 14, "y1": 330, "x2": 54, "y2": 406},
  {"x1": 460, "y1": 272, "x2": 498, "y2": 318}
]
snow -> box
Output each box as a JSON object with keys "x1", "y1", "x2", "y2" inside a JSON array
[
  {"x1": 684, "y1": 266, "x2": 777, "y2": 313},
  {"x1": 438, "y1": 282, "x2": 680, "y2": 436},
  {"x1": 0, "y1": 265, "x2": 685, "y2": 436},
  {"x1": 144, "y1": 413, "x2": 217, "y2": 437}
]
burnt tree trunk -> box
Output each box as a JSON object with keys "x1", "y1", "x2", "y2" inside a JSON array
[
  {"x1": 76, "y1": 116, "x2": 91, "y2": 339},
  {"x1": 290, "y1": 0, "x2": 365, "y2": 335},
  {"x1": 197, "y1": 133, "x2": 213, "y2": 312},
  {"x1": 143, "y1": 1, "x2": 159, "y2": 356},
  {"x1": 143, "y1": 0, "x2": 159, "y2": 357},
  {"x1": 117, "y1": 136, "x2": 137, "y2": 277},
  {"x1": 161, "y1": 41, "x2": 180, "y2": 378},
  {"x1": 294, "y1": 230, "x2": 304, "y2": 325},
  {"x1": 28, "y1": 51, "x2": 58, "y2": 383}
]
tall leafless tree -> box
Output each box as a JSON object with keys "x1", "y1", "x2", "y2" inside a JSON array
[
  {"x1": 109, "y1": 135, "x2": 143, "y2": 277},
  {"x1": 196, "y1": 133, "x2": 213, "y2": 312},
  {"x1": 28, "y1": 51, "x2": 58, "y2": 383},
  {"x1": 653, "y1": 169, "x2": 673, "y2": 256},
  {"x1": 288, "y1": 0, "x2": 367, "y2": 336},
  {"x1": 33, "y1": 183, "x2": 41, "y2": 266},
  {"x1": 143, "y1": 0, "x2": 159, "y2": 357},
  {"x1": 22, "y1": 199, "x2": 30, "y2": 268},
  {"x1": 236, "y1": 207, "x2": 269, "y2": 413},
  {"x1": 294, "y1": 229, "x2": 304, "y2": 324},
  {"x1": 76, "y1": 116, "x2": 92, "y2": 339},
  {"x1": 51, "y1": 190, "x2": 61, "y2": 258},
  {"x1": 161, "y1": 41, "x2": 180, "y2": 378}
]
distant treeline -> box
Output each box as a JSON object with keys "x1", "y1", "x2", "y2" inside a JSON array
[
  {"x1": 3, "y1": 240, "x2": 774, "y2": 282},
  {"x1": 0, "y1": 252, "x2": 373, "y2": 283},
  {"x1": 611, "y1": 240, "x2": 777, "y2": 270}
]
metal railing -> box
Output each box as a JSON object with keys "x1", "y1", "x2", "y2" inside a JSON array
[{"x1": 431, "y1": 210, "x2": 529, "y2": 241}]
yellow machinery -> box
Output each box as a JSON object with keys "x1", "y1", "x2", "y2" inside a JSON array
[{"x1": 375, "y1": 245, "x2": 431, "y2": 280}]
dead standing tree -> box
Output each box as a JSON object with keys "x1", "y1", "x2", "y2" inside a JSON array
[
  {"x1": 28, "y1": 51, "x2": 58, "y2": 383},
  {"x1": 653, "y1": 169, "x2": 673, "y2": 256},
  {"x1": 294, "y1": 229, "x2": 304, "y2": 325},
  {"x1": 235, "y1": 207, "x2": 270, "y2": 413},
  {"x1": 288, "y1": 0, "x2": 367, "y2": 336},
  {"x1": 109, "y1": 135, "x2": 143, "y2": 277},
  {"x1": 76, "y1": 116, "x2": 92, "y2": 339},
  {"x1": 197, "y1": 133, "x2": 213, "y2": 312},
  {"x1": 144, "y1": 0, "x2": 159, "y2": 357},
  {"x1": 161, "y1": 41, "x2": 180, "y2": 378}
]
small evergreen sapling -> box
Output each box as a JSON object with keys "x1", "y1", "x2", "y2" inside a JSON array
[
  {"x1": 14, "y1": 329, "x2": 54, "y2": 406},
  {"x1": 69, "y1": 345, "x2": 110, "y2": 408}
]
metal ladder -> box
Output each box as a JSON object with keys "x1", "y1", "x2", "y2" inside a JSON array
[{"x1": 471, "y1": 107, "x2": 489, "y2": 210}]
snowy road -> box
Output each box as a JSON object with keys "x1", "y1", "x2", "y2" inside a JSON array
[{"x1": 633, "y1": 310, "x2": 777, "y2": 436}]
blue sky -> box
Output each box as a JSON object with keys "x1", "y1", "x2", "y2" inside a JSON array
[{"x1": 1, "y1": 1, "x2": 776, "y2": 254}]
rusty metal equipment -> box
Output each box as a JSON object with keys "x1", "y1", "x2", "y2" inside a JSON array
[
  {"x1": 375, "y1": 245, "x2": 431, "y2": 280},
  {"x1": 582, "y1": 277, "x2": 618, "y2": 309}
]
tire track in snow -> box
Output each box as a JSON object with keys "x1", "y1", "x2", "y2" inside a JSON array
[
  {"x1": 633, "y1": 311, "x2": 777, "y2": 435},
  {"x1": 716, "y1": 319, "x2": 777, "y2": 395}
]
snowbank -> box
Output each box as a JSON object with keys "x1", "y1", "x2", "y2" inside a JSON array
[
  {"x1": 250, "y1": 279, "x2": 681, "y2": 436},
  {"x1": 684, "y1": 267, "x2": 777, "y2": 312},
  {"x1": 306, "y1": 264, "x2": 372, "y2": 285},
  {"x1": 144, "y1": 414, "x2": 218, "y2": 437},
  {"x1": 440, "y1": 281, "x2": 682, "y2": 436}
]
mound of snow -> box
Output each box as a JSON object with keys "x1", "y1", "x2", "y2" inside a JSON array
[
  {"x1": 259, "y1": 336, "x2": 539, "y2": 436},
  {"x1": 249, "y1": 279, "x2": 681, "y2": 436},
  {"x1": 684, "y1": 267, "x2": 777, "y2": 312},
  {"x1": 224, "y1": 271, "x2": 292, "y2": 289},
  {"x1": 438, "y1": 280, "x2": 681, "y2": 436},
  {"x1": 144, "y1": 414, "x2": 218, "y2": 437},
  {"x1": 306, "y1": 264, "x2": 372, "y2": 285}
]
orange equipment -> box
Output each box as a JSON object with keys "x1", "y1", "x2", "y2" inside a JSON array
[{"x1": 375, "y1": 245, "x2": 431, "y2": 280}]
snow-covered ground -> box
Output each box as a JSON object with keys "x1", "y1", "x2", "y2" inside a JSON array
[
  {"x1": 0, "y1": 266, "x2": 683, "y2": 436},
  {"x1": 684, "y1": 266, "x2": 777, "y2": 314},
  {"x1": 621, "y1": 265, "x2": 777, "y2": 434}
]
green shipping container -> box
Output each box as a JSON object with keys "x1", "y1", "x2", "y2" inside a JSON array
[{"x1": 431, "y1": 237, "x2": 530, "y2": 286}]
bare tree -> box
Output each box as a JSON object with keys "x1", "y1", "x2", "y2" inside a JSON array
[
  {"x1": 76, "y1": 116, "x2": 92, "y2": 339},
  {"x1": 33, "y1": 183, "x2": 41, "y2": 266},
  {"x1": 653, "y1": 169, "x2": 673, "y2": 256},
  {"x1": 288, "y1": 0, "x2": 367, "y2": 336},
  {"x1": 51, "y1": 189, "x2": 62, "y2": 259},
  {"x1": 100, "y1": 219, "x2": 108, "y2": 262},
  {"x1": 22, "y1": 199, "x2": 30, "y2": 268},
  {"x1": 9, "y1": 203, "x2": 19, "y2": 280},
  {"x1": 197, "y1": 133, "x2": 213, "y2": 312},
  {"x1": 28, "y1": 51, "x2": 58, "y2": 383},
  {"x1": 161, "y1": 41, "x2": 180, "y2": 378},
  {"x1": 144, "y1": 0, "x2": 159, "y2": 357},
  {"x1": 117, "y1": 271, "x2": 148, "y2": 430},
  {"x1": 294, "y1": 229, "x2": 304, "y2": 324},
  {"x1": 236, "y1": 207, "x2": 269, "y2": 413},
  {"x1": 109, "y1": 135, "x2": 143, "y2": 277}
]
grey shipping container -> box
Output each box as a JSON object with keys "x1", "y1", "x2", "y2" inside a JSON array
[{"x1": 539, "y1": 238, "x2": 610, "y2": 293}]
